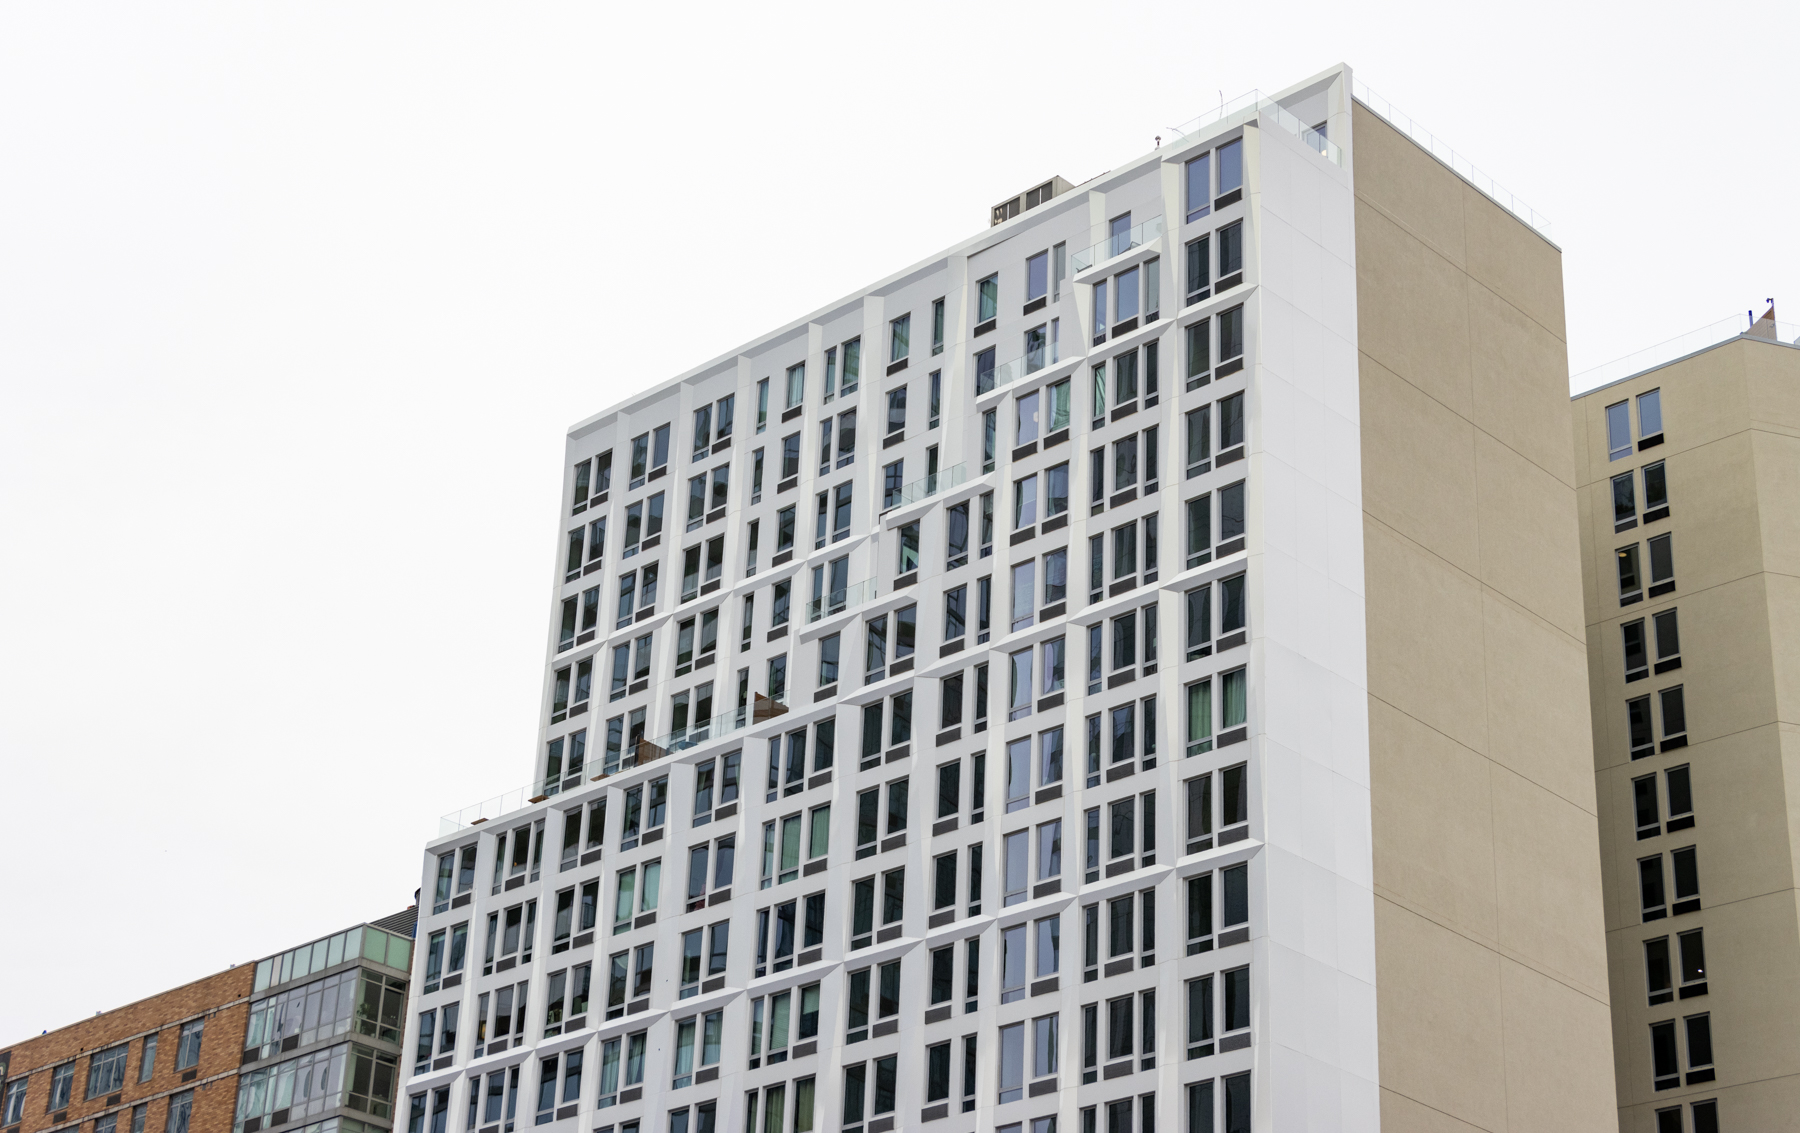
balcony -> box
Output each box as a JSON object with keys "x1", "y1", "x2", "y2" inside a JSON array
[
  {"x1": 884, "y1": 463, "x2": 968, "y2": 513},
  {"x1": 807, "y1": 579, "x2": 879, "y2": 623},
  {"x1": 439, "y1": 694, "x2": 791, "y2": 834},
  {"x1": 650, "y1": 693, "x2": 790, "y2": 758},
  {"x1": 1071, "y1": 215, "x2": 1165, "y2": 274}
]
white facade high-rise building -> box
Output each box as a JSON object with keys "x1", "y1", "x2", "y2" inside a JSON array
[{"x1": 403, "y1": 65, "x2": 1618, "y2": 1133}]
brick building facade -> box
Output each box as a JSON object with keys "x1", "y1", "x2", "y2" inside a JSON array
[
  {"x1": 3, "y1": 916, "x2": 414, "y2": 1133},
  {"x1": 0, "y1": 968, "x2": 250, "y2": 1133}
]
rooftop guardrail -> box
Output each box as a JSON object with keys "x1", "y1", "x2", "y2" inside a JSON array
[{"x1": 1573, "y1": 312, "x2": 1798, "y2": 394}]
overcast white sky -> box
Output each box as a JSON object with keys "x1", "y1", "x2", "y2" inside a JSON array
[{"x1": 1, "y1": 1, "x2": 1794, "y2": 1041}]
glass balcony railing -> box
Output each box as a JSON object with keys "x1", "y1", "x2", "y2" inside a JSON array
[
  {"x1": 977, "y1": 354, "x2": 1024, "y2": 394},
  {"x1": 650, "y1": 693, "x2": 790, "y2": 758},
  {"x1": 1071, "y1": 215, "x2": 1165, "y2": 274},
  {"x1": 1167, "y1": 88, "x2": 1344, "y2": 170},
  {"x1": 807, "y1": 579, "x2": 879, "y2": 623},
  {"x1": 884, "y1": 463, "x2": 968, "y2": 512},
  {"x1": 977, "y1": 335, "x2": 1067, "y2": 395},
  {"x1": 439, "y1": 694, "x2": 791, "y2": 834}
]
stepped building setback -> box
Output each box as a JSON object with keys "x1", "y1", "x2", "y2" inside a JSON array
[{"x1": 405, "y1": 64, "x2": 1617, "y2": 1133}]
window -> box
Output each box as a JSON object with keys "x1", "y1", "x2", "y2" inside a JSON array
[
  {"x1": 1103, "y1": 995, "x2": 1134, "y2": 1064},
  {"x1": 1644, "y1": 934, "x2": 1676, "y2": 1005},
  {"x1": 1214, "y1": 668, "x2": 1247, "y2": 743},
  {"x1": 1612, "y1": 470, "x2": 1636, "y2": 529},
  {"x1": 1218, "y1": 305, "x2": 1243, "y2": 364},
  {"x1": 85, "y1": 1045, "x2": 127, "y2": 1100},
  {"x1": 931, "y1": 298, "x2": 946, "y2": 355},
  {"x1": 1644, "y1": 460, "x2": 1669, "y2": 518},
  {"x1": 1606, "y1": 400, "x2": 1632, "y2": 461},
  {"x1": 1639, "y1": 852, "x2": 1669, "y2": 921},
  {"x1": 1115, "y1": 265, "x2": 1142, "y2": 327},
  {"x1": 823, "y1": 413, "x2": 855, "y2": 475},
  {"x1": 1182, "y1": 321, "x2": 1212, "y2": 397},
  {"x1": 692, "y1": 405, "x2": 714, "y2": 457},
  {"x1": 1217, "y1": 393, "x2": 1245, "y2": 455},
  {"x1": 1660, "y1": 685, "x2": 1687, "y2": 751},
  {"x1": 1025, "y1": 250, "x2": 1050, "y2": 304},
  {"x1": 922, "y1": 1039, "x2": 953, "y2": 1109},
  {"x1": 1030, "y1": 1013, "x2": 1059, "y2": 1084},
  {"x1": 1634, "y1": 767, "x2": 1656, "y2": 839},
  {"x1": 1670, "y1": 845, "x2": 1701, "y2": 912},
  {"x1": 1016, "y1": 389, "x2": 1041, "y2": 446},
  {"x1": 713, "y1": 395, "x2": 735, "y2": 443},
  {"x1": 978, "y1": 275, "x2": 999, "y2": 324},
  {"x1": 630, "y1": 433, "x2": 650, "y2": 486},
  {"x1": 891, "y1": 314, "x2": 911, "y2": 365},
  {"x1": 1618, "y1": 545, "x2": 1643, "y2": 604},
  {"x1": 776, "y1": 433, "x2": 801, "y2": 483},
  {"x1": 1663, "y1": 765, "x2": 1695, "y2": 832},
  {"x1": 163, "y1": 1092, "x2": 192, "y2": 1133},
  {"x1": 1218, "y1": 221, "x2": 1243, "y2": 279},
  {"x1": 1222, "y1": 964, "x2": 1251, "y2": 1040},
  {"x1": 1675, "y1": 928, "x2": 1708, "y2": 997},
  {"x1": 998, "y1": 1022, "x2": 1025, "y2": 1103},
  {"x1": 572, "y1": 459, "x2": 594, "y2": 513},
  {"x1": 1623, "y1": 618, "x2": 1649, "y2": 681},
  {"x1": 3, "y1": 1080, "x2": 27, "y2": 1126},
  {"x1": 1648, "y1": 533, "x2": 1675, "y2": 594},
  {"x1": 1217, "y1": 137, "x2": 1242, "y2": 194},
  {"x1": 651, "y1": 426, "x2": 671, "y2": 474},
  {"x1": 1184, "y1": 152, "x2": 1212, "y2": 222},
  {"x1": 1015, "y1": 475, "x2": 1038, "y2": 530},
  {"x1": 1650, "y1": 1013, "x2": 1712, "y2": 1091},
  {"x1": 174, "y1": 1021, "x2": 204, "y2": 1070},
  {"x1": 1624, "y1": 694, "x2": 1655, "y2": 759},
  {"x1": 784, "y1": 363, "x2": 805, "y2": 410},
  {"x1": 899, "y1": 525, "x2": 920, "y2": 575},
  {"x1": 1639, "y1": 389, "x2": 1664, "y2": 440},
  {"x1": 1653, "y1": 609, "x2": 1681, "y2": 673},
  {"x1": 593, "y1": 1038, "x2": 623, "y2": 1106}
]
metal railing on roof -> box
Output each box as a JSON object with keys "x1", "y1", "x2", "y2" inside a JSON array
[
  {"x1": 1350, "y1": 80, "x2": 1549, "y2": 237},
  {"x1": 1572, "y1": 313, "x2": 1799, "y2": 394}
]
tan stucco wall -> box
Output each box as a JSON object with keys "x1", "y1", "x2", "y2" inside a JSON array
[
  {"x1": 1573, "y1": 336, "x2": 1800, "y2": 1129},
  {"x1": 1353, "y1": 100, "x2": 1618, "y2": 1132}
]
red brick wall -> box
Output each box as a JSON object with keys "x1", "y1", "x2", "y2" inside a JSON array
[{"x1": 2, "y1": 967, "x2": 252, "y2": 1133}]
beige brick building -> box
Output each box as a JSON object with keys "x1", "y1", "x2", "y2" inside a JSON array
[{"x1": 1573, "y1": 313, "x2": 1800, "y2": 1132}]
